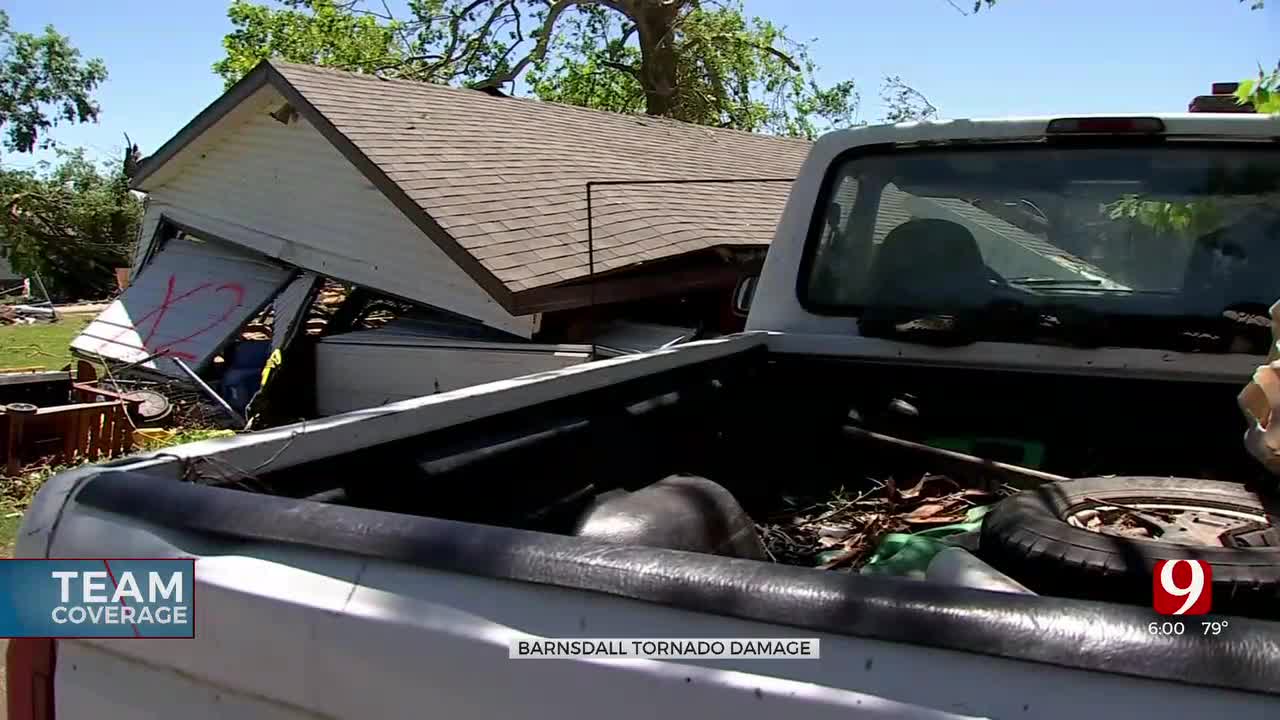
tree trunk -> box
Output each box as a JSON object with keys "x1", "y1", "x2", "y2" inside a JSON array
[{"x1": 628, "y1": 0, "x2": 681, "y2": 117}]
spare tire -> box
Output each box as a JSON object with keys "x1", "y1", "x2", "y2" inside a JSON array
[{"x1": 980, "y1": 476, "x2": 1280, "y2": 617}]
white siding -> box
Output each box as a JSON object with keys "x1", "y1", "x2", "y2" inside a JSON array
[
  {"x1": 144, "y1": 88, "x2": 533, "y2": 338},
  {"x1": 314, "y1": 332, "x2": 591, "y2": 416}
]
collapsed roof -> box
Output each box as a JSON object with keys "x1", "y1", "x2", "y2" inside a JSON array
[{"x1": 132, "y1": 60, "x2": 812, "y2": 314}]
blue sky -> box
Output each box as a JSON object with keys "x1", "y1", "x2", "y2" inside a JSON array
[{"x1": 3, "y1": 0, "x2": 1276, "y2": 169}]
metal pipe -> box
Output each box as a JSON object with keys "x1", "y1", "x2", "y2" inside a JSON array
[
  {"x1": 842, "y1": 425, "x2": 1068, "y2": 488},
  {"x1": 31, "y1": 272, "x2": 57, "y2": 322},
  {"x1": 172, "y1": 358, "x2": 247, "y2": 428}
]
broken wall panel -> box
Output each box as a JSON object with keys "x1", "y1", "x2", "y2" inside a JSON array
[
  {"x1": 269, "y1": 272, "x2": 323, "y2": 352},
  {"x1": 71, "y1": 235, "x2": 294, "y2": 375},
  {"x1": 136, "y1": 89, "x2": 536, "y2": 338},
  {"x1": 313, "y1": 331, "x2": 592, "y2": 416}
]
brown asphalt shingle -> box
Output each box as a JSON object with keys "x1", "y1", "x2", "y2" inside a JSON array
[{"x1": 271, "y1": 61, "x2": 812, "y2": 293}]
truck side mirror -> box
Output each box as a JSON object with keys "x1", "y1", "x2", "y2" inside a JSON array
[{"x1": 733, "y1": 275, "x2": 759, "y2": 317}]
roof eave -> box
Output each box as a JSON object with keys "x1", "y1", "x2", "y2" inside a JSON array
[
  {"x1": 128, "y1": 61, "x2": 519, "y2": 314},
  {"x1": 510, "y1": 249, "x2": 762, "y2": 315},
  {"x1": 130, "y1": 62, "x2": 276, "y2": 190}
]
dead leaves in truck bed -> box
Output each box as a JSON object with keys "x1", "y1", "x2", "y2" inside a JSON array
[{"x1": 758, "y1": 474, "x2": 1007, "y2": 570}]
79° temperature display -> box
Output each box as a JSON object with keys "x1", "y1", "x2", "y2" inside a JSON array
[{"x1": 1146, "y1": 620, "x2": 1230, "y2": 636}]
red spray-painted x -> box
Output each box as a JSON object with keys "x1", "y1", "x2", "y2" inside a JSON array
[{"x1": 96, "y1": 274, "x2": 246, "y2": 363}]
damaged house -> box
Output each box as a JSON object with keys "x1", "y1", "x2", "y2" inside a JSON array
[
  {"x1": 71, "y1": 60, "x2": 810, "y2": 419},
  {"x1": 70, "y1": 61, "x2": 1111, "y2": 422}
]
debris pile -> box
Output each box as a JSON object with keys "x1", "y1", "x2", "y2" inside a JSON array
[
  {"x1": 84, "y1": 375, "x2": 236, "y2": 429},
  {"x1": 1, "y1": 359, "x2": 238, "y2": 480},
  {"x1": 1073, "y1": 506, "x2": 1157, "y2": 539},
  {"x1": 0, "y1": 304, "x2": 57, "y2": 326},
  {"x1": 302, "y1": 282, "x2": 352, "y2": 335},
  {"x1": 758, "y1": 474, "x2": 1007, "y2": 571}
]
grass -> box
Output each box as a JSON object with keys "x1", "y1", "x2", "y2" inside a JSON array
[
  {"x1": 0, "y1": 425, "x2": 234, "y2": 554},
  {"x1": 0, "y1": 316, "x2": 92, "y2": 371}
]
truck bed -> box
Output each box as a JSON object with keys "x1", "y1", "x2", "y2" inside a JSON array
[{"x1": 19, "y1": 334, "x2": 1280, "y2": 718}]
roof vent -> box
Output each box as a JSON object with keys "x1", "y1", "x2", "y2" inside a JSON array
[{"x1": 269, "y1": 103, "x2": 298, "y2": 124}]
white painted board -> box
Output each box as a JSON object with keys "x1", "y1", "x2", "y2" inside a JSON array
[
  {"x1": 71, "y1": 235, "x2": 293, "y2": 375},
  {"x1": 314, "y1": 331, "x2": 592, "y2": 416}
]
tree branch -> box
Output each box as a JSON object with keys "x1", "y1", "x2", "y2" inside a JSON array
[
  {"x1": 693, "y1": 31, "x2": 799, "y2": 72},
  {"x1": 601, "y1": 60, "x2": 639, "y2": 77},
  {"x1": 491, "y1": 8, "x2": 526, "y2": 71},
  {"x1": 743, "y1": 40, "x2": 799, "y2": 71},
  {"x1": 371, "y1": 53, "x2": 445, "y2": 76},
  {"x1": 473, "y1": 0, "x2": 629, "y2": 89},
  {"x1": 428, "y1": 0, "x2": 496, "y2": 77},
  {"x1": 880, "y1": 75, "x2": 938, "y2": 123},
  {"x1": 450, "y1": 0, "x2": 520, "y2": 77}
]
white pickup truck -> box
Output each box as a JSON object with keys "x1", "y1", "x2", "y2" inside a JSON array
[{"x1": 11, "y1": 113, "x2": 1280, "y2": 720}]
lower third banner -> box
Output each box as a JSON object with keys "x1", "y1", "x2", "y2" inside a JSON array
[{"x1": 0, "y1": 559, "x2": 195, "y2": 638}]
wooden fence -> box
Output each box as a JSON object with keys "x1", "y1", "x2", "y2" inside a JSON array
[{"x1": 2, "y1": 399, "x2": 137, "y2": 475}]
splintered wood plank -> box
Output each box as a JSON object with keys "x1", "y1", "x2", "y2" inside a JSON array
[
  {"x1": 118, "y1": 407, "x2": 135, "y2": 455},
  {"x1": 61, "y1": 411, "x2": 77, "y2": 464},
  {"x1": 76, "y1": 409, "x2": 89, "y2": 461},
  {"x1": 103, "y1": 407, "x2": 115, "y2": 457},
  {"x1": 109, "y1": 406, "x2": 128, "y2": 457},
  {"x1": 95, "y1": 409, "x2": 112, "y2": 461},
  {"x1": 75, "y1": 360, "x2": 97, "y2": 383},
  {"x1": 90, "y1": 409, "x2": 108, "y2": 461}
]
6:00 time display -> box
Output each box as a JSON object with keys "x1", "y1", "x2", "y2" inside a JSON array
[
  {"x1": 1148, "y1": 621, "x2": 1186, "y2": 635},
  {"x1": 1146, "y1": 621, "x2": 1231, "y2": 636}
]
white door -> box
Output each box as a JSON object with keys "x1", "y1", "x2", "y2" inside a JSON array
[{"x1": 71, "y1": 234, "x2": 294, "y2": 376}]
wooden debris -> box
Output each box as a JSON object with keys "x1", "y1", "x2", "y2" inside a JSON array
[
  {"x1": 2, "y1": 398, "x2": 138, "y2": 474},
  {"x1": 759, "y1": 474, "x2": 1007, "y2": 571}
]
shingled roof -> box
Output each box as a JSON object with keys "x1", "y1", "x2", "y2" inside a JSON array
[{"x1": 133, "y1": 60, "x2": 811, "y2": 313}]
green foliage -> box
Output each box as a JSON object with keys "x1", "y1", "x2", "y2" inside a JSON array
[
  {"x1": 217, "y1": 0, "x2": 859, "y2": 138},
  {"x1": 1236, "y1": 62, "x2": 1280, "y2": 114},
  {"x1": 1104, "y1": 196, "x2": 1223, "y2": 238},
  {"x1": 525, "y1": 6, "x2": 647, "y2": 115},
  {"x1": 137, "y1": 428, "x2": 237, "y2": 450},
  {"x1": 0, "y1": 10, "x2": 108, "y2": 154},
  {"x1": 879, "y1": 75, "x2": 937, "y2": 123},
  {"x1": 525, "y1": 2, "x2": 856, "y2": 137},
  {"x1": 215, "y1": 0, "x2": 408, "y2": 88},
  {"x1": 0, "y1": 148, "x2": 142, "y2": 300}
]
